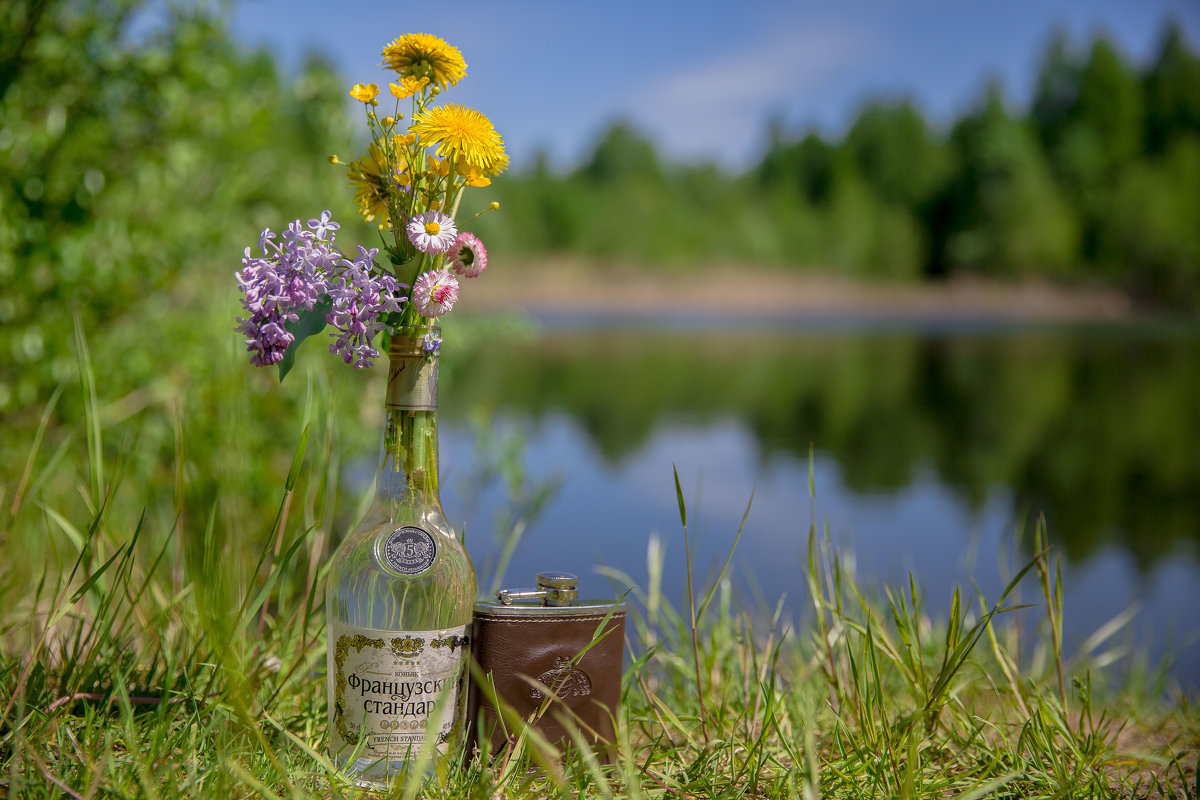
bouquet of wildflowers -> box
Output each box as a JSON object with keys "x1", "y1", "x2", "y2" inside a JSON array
[{"x1": 235, "y1": 33, "x2": 504, "y2": 378}]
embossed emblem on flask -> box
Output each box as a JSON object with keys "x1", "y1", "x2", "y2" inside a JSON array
[
  {"x1": 380, "y1": 526, "x2": 437, "y2": 575},
  {"x1": 530, "y1": 656, "x2": 592, "y2": 699}
]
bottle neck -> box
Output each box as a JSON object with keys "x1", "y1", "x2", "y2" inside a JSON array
[{"x1": 377, "y1": 346, "x2": 441, "y2": 506}]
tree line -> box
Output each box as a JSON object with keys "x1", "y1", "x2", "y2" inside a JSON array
[{"x1": 471, "y1": 23, "x2": 1200, "y2": 308}]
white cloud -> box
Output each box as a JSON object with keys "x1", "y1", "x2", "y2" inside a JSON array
[{"x1": 627, "y1": 23, "x2": 871, "y2": 165}]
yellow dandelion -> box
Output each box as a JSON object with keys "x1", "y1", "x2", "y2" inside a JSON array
[
  {"x1": 410, "y1": 104, "x2": 508, "y2": 175},
  {"x1": 349, "y1": 83, "x2": 379, "y2": 103},
  {"x1": 381, "y1": 34, "x2": 466, "y2": 90},
  {"x1": 346, "y1": 142, "x2": 392, "y2": 225},
  {"x1": 389, "y1": 76, "x2": 430, "y2": 100}
]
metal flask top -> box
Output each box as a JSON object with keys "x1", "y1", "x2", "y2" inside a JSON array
[{"x1": 474, "y1": 572, "x2": 623, "y2": 617}]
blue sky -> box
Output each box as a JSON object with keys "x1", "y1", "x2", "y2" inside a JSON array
[{"x1": 229, "y1": 0, "x2": 1200, "y2": 170}]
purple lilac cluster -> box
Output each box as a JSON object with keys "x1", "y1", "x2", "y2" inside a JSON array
[
  {"x1": 235, "y1": 211, "x2": 406, "y2": 368},
  {"x1": 236, "y1": 214, "x2": 336, "y2": 366},
  {"x1": 326, "y1": 245, "x2": 406, "y2": 367}
]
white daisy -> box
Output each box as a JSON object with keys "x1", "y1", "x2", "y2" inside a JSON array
[{"x1": 405, "y1": 211, "x2": 458, "y2": 254}]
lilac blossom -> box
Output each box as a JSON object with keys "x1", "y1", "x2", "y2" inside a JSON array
[
  {"x1": 236, "y1": 214, "x2": 336, "y2": 366},
  {"x1": 325, "y1": 245, "x2": 407, "y2": 368},
  {"x1": 307, "y1": 209, "x2": 340, "y2": 240},
  {"x1": 235, "y1": 211, "x2": 405, "y2": 369}
]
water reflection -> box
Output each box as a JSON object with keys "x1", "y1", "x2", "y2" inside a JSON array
[{"x1": 446, "y1": 321, "x2": 1200, "y2": 571}]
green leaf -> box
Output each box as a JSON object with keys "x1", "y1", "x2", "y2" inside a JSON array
[
  {"x1": 392, "y1": 252, "x2": 422, "y2": 289},
  {"x1": 69, "y1": 544, "x2": 126, "y2": 604},
  {"x1": 277, "y1": 299, "x2": 332, "y2": 383},
  {"x1": 672, "y1": 463, "x2": 687, "y2": 527}
]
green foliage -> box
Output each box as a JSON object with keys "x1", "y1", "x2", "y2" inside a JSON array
[
  {"x1": 1097, "y1": 137, "x2": 1200, "y2": 303},
  {"x1": 0, "y1": 0, "x2": 354, "y2": 414},
  {"x1": 844, "y1": 100, "x2": 951, "y2": 210},
  {"x1": 932, "y1": 86, "x2": 1081, "y2": 278},
  {"x1": 1074, "y1": 37, "x2": 1146, "y2": 183},
  {"x1": 1144, "y1": 21, "x2": 1200, "y2": 155}
]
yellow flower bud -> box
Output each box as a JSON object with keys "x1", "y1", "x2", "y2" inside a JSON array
[
  {"x1": 327, "y1": 155, "x2": 341, "y2": 164},
  {"x1": 490, "y1": 201, "x2": 500, "y2": 210},
  {"x1": 382, "y1": 116, "x2": 395, "y2": 126}
]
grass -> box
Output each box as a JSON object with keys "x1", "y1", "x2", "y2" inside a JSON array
[{"x1": 1, "y1": 330, "x2": 1198, "y2": 799}]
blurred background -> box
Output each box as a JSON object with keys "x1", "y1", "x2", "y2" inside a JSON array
[{"x1": 2, "y1": 0, "x2": 1199, "y2": 683}]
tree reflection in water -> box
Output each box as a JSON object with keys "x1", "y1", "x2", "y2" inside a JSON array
[{"x1": 445, "y1": 322, "x2": 1200, "y2": 572}]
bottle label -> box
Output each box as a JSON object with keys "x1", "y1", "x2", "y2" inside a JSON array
[
  {"x1": 380, "y1": 526, "x2": 437, "y2": 575},
  {"x1": 328, "y1": 621, "x2": 470, "y2": 763}
]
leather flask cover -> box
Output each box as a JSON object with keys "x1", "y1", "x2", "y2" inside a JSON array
[{"x1": 469, "y1": 604, "x2": 625, "y2": 760}]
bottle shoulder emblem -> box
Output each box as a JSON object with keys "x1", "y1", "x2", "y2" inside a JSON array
[{"x1": 380, "y1": 525, "x2": 437, "y2": 575}]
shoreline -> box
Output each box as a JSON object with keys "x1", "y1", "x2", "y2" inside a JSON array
[{"x1": 465, "y1": 259, "x2": 1143, "y2": 323}]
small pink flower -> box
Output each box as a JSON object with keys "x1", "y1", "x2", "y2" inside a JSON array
[
  {"x1": 447, "y1": 232, "x2": 488, "y2": 278},
  {"x1": 412, "y1": 269, "x2": 460, "y2": 317},
  {"x1": 405, "y1": 211, "x2": 458, "y2": 254}
]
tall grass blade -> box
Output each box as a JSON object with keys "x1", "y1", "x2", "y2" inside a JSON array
[
  {"x1": 672, "y1": 463, "x2": 710, "y2": 742},
  {"x1": 672, "y1": 463, "x2": 687, "y2": 528},
  {"x1": 72, "y1": 309, "x2": 104, "y2": 506},
  {"x1": 68, "y1": 543, "x2": 126, "y2": 605},
  {"x1": 5, "y1": 384, "x2": 64, "y2": 527}
]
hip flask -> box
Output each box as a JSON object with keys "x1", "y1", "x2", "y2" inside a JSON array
[{"x1": 469, "y1": 572, "x2": 626, "y2": 760}]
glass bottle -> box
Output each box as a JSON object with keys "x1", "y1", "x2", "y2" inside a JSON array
[{"x1": 325, "y1": 325, "x2": 476, "y2": 788}]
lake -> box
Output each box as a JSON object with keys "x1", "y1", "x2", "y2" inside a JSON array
[{"x1": 430, "y1": 313, "x2": 1200, "y2": 685}]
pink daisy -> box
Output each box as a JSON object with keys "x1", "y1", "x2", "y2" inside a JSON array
[
  {"x1": 411, "y1": 269, "x2": 460, "y2": 317},
  {"x1": 446, "y1": 231, "x2": 488, "y2": 278},
  {"x1": 405, "y1": 211, "x2": 458, "y2": 254}
]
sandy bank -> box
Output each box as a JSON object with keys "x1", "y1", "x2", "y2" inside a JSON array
[{"x1": 463, "y1": 259, "x2": 1137, "y2": 322}]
